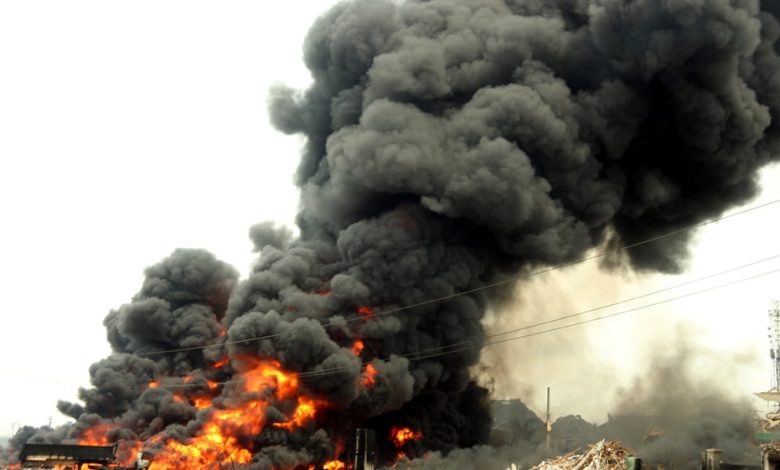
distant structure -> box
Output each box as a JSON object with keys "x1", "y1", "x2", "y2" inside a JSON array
[
  {"x1": 770, "y1": 301, "x2": 780, "y2": 395},
  {"x1": 756, "y1": 301, "x2": 780, "y2": 411},
  {"x1": 758, "y1": 303, "x2": 780, "y2": 470},
  {"x1": 348, "y1": 428, "x2": 376, "y2": 470}
]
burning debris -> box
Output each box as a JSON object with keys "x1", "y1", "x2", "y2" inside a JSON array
[{"x1": 3, "y1": 0, "x2": 780, "y2": 468}]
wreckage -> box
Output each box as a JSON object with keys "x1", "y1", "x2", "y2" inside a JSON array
[{"x1": 530, "y1": 440, "x2": 634, "y2": 470}]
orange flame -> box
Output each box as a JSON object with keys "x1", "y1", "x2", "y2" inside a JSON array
[
  {"x1": 210, "y1": 356, "x2": 229, "y2": 369},
  {"x1": 273, "y1": 396, "x2": 325, "y2": 431},
  {"x1": 390, "y1": 426, "x2": 422, "y2": 448},
  {"x1": 146, "y1": 358, "x2": 327, "y2": 469},
  {"x1": 351, "y1": 340, "x2": 365, "y2": 356},
  {"x1": 323, "y1": 460, "x2": 346, "y2": 470},
  {"x1": 362, "y1": 363, "x2": 378, "y2": 388},
  {"x1": 73, "y1": 358, "x2": 339, "y2": 469},
  {"x1": 356, "y1": 306, "x2": 374, "y2": 318},
  {"x1": 77, "y1": 426, "x2": 140, "y2": 466},
  {"x1": 192, "y1": 396, "x2": 212, "y2": 410},
  {"x1": 78, "y1": 423, "x2": 111, "y2": 446}
]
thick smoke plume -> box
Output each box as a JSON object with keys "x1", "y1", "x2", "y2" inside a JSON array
[{"x1": 3, "y1": 0, "x2": 780, "y2": 468}]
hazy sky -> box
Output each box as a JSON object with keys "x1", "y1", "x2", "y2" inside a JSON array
[
  {"x1": 0, "y1": 0, "x2": 342, "y2": 435},
  {"x1": 1, "y1": 0, "x2": 779, "y2": 437}
]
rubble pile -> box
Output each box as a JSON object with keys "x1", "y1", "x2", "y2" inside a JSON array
[
  {"x1": 531, "y1": 440, "x2": 633, "y2": 470},
  {"x1": 758, "y1": 413, "x2": 780, "y2": 432}
]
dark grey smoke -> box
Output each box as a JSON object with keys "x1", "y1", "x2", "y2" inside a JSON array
[
  {"x1": 103, "y1": 248, "x2": 237, "y2": 371},
  {"x1": 543, "y1": 342, "x2": 760, "y2": 469},
  {"x1": 272, "y1": 0, "x2": 780, "y2": 273},
  {"x1": 601, "y1": 340, "x2": 759, "y2": 467},
  {"x1": 262, "y1": 0, "x2": 779, "y2": 459},
  {"x1": 2, "y1": 0, "x2": 779, "y2": 468},
  {"x1": 397, "y1": 337, "x2": 760, "y2": 470}
]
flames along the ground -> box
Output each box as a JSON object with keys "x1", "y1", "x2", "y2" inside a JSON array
[{"x1": 73, "y1": 305, "x2": 410, "y2": 469}]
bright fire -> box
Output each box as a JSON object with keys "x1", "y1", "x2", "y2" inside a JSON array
[
  {"x1": 323, "y1": 460, "x2": 346, "y2": 470},
  {"x1": 351, "y1": 340, "x2": 364, "y2": 356},
  {"x1": 362, "y1": 363, "x2": 378, "y2": 388},
  {"x1": 76, "y1": 358, "x2": 334, "y2": 469},
  {"x1": 390, "y1": 426, "x2": 422, "y2": 448},
  {"x1": 78, "y1": 423, "x2": 112, "y2": 446}
]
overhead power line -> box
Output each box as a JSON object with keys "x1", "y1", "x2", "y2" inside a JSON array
[
  {"x1": 432, "y1": 267, "x2": 780, "y2": 360},
  {"x1": 140, "y1": 197, "x2": 780, "y2": 357},
  {"x1": 154, "y1": 257, "x2": 780, "y2": 386},
  {"x1": 399, "y1": 252, "x2": 780, "y2": 360},
  {"x1": 294, "y1": 265, "x2": 780, "y2": 379}
]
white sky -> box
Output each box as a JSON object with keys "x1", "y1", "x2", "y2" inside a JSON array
[{"x1": 1, "y1": 1, "x2": 779, "y2": 438}]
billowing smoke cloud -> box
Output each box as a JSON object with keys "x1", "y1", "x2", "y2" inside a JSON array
[
  {"x1": 273, "y1": 0, "x2": 780, "y2": 273},
  {"x1": 2, "y1": 0, "x2": 779, "y2": 468}
]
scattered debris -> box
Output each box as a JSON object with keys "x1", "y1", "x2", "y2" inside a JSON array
[
  {"x1": 761, "y1": 441, "x2": 780, "y2": 457},
  {"x1": 531, "y1": 440, "x2": 633, "y2": 470},
  {"x1": 758, "y1": 413, "x2": 780, "y2": 432}
]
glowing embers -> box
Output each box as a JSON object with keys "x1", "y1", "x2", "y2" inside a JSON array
[
  {"x1": 390, "y1": 426, "x2": 422, "y2": 448},
  {"x1": 356, "y1": 306, "x2": 374, "y2": 318}
]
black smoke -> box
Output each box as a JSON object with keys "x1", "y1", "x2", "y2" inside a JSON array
[
  {"x1": 263, "y1": 0, "x2": 779, "y2": 458},
  {"x1": 2, "y1": 0, "x2": 780, "y2": 468}
]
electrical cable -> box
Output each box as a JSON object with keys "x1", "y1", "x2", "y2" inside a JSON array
[
  {"x1": 296, "y1": 265, "x2": 780, "y2": 378},
  {"x1": 404, "y1": 252, "x2": 780, "y2": 360},
  {"x1": 139, "y1": 197, "x2": 780, "y2": 357},
  {"x1": 153, "y1": 260, "x2": 780, "y2": 386}
]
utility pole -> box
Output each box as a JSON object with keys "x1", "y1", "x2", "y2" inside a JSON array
[
  {"x1": 756, "y1": 301, "x2": 780, "y2": 413},
  {"x1": 545, "y1": 387, "x2": 552, "y2": 450},
  {"x1": 769, "y1": 301, "x2": 780, "y2": 411}
]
